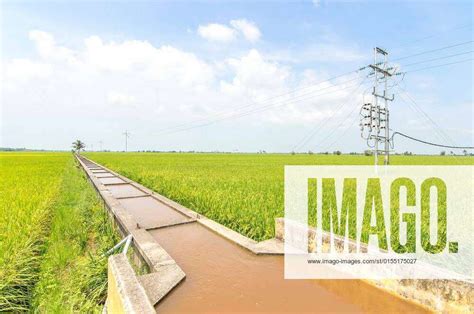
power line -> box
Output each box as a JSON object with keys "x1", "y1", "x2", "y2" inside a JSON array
[
  {"x1": 318, "y1": 103, "x2": 361, "y2": 152},
  {"x1": 395, "y1": 87, "x2": 468, "y2": 165},
  {"x1": 396, "y1": 88, "x2": 455, "y2": 147},
  {"x1": 393, "y1": 40, "x2": 473, "y2": 61},
  {"x1": 323, "y1": 110, "x2": 361, "y2": 152},
  {"x1": 157, "y1": 80, "x2": 368, "y2": 137},
  {"x1": 288, "y1": 77, "x2": 367, "y2": 152},
  {"x1": 147, "y1": 41, "x2": 471, "y2": 140},
  {"x1": 394, "y1": 23, "x2": 472, "y2": 49},
  {"x1": 391, "y1": 132, "x2": 473, "y2": 149},
  {"x1": 321, "y1": 86, "x2": 378, "y2": 152},
  {"x1": 154, "y1": 77, "x2": 369, "y2": 137},
  {"x1": 401, "y1": 50, "x2": 473, "y2": 67},
  {"x1": 403, "y1": 58, "x2": 473, "y2": 73},
  {"x1": 398, "y1": 85, "x2": 462, "y2": 147},
  {"x1": 151, "y1": 69, "x2": 364, "y2": 135}
]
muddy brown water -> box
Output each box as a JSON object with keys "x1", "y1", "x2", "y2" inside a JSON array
[
  {"x1": 118, "y1": 196, "x2": 192, "y2": 229},
  {"x1": 152, "y1": 223, "x2": 428, "y2": 313}
]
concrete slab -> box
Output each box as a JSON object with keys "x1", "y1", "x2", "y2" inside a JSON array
[
  {"x1": 92, "y1": 170, "x2": 109, "y2": 173},
  {"x1": 107, "y1": 184, "x2": 147, "y2": 199},
  {"x1": 94, "y1": 173, "x2": 116, "y2": 178},
  {"x1": 99, "y1": 177, "x2": 126, "y2": 185},
  {"x1": 253, "y1": 238, "x2": 284, "y2": 254},
  {"x1": 138, "y1": 264, "x2": 185, "y2": 305},
  {"x1": 108, "y1": 254, "x2": 155, "y2": 313},
  {"x1": 119, "y1": 196, "x2": 192, "y2": 229}
]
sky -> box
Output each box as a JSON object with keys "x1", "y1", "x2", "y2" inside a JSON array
[{"x1": 1, "y1": 0, "x2": 472, "y2": 154}]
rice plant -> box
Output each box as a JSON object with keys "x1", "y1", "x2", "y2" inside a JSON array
[{"x1": 86, "y1": 152, "x2": 473, "y2": 242}]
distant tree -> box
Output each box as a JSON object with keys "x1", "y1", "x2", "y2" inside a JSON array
[
  {"x1": 291, "y1": 151, "x2": 296, "y2": 155},
  {"x1": 403, "y1": 151, "x2": 412, "y2": 156},
  {"x1": 450, "y1": 151, "x2": 454, "y2": 156},
  {"x1": 463, "y1": 149, "x2": 468, "y2": 156},
  {"x1": 364, "y1": 150, "x2": 373, "y2": 156},
  {"x1": 72, "y1": 140, "x2": 85, "y2": 153},
  {"x1": 333, "y1": 150, "x2": 342, "y2": 155},
  {"x1": 440, "y1": 151, "x2": 446, "y2": 156},
  {"x1": 308, "y1": 150, "x2": 314, "y2": 155}
]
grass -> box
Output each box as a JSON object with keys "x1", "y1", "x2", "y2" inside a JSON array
[
  {"x1": 0, "y1": 153, "x2": 119, "y2": 312},
  {"x1": 31, "y1": 157, "x2": 119, "y2": 312},
  {"x1": 85, "y1": 152, "x2": 473, "y2": 242},
  {"x1": 0, "y1": 153, "x2": 68, "y2": 311}
]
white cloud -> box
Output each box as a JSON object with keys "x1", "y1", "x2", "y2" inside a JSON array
[
  {"x1": 3, "y1": 30, "x2": 376, "y2": 151},
  {"x1": 107, "y1": 91, "x2": 135, "y2": 106},
  {"x1": 4, "y1": 58, "x2": 52, "y2": 82},
  {"x1": 221, "y1": 49, "x2": 289, "y2": 98},
  {"x1": 29, "y1": 30, "x2": 77, "y2": 65},
  {"x1": 197, "y1": 19, "x2": 261, "y2": 43},
  {"x1": 83, "y1": 36, "x2": 156, "y2": 71},
  {"x1": 230, "y1": 19, "x2": 261, "y2": 42},
  {"x1": 197, "y1": 23, "x2": 236, "y2": 42}
]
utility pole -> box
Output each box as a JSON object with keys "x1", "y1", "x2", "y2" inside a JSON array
[
  {"x1": 360, "y1": 47, "x2": 394, "y2": 165},
  {"x1": 123, "y1": 131, "x2": 131, "y2": 152}
]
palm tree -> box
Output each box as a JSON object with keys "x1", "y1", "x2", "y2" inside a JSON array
[{"x1": 72, "y1": 140, "x2": 85, "y2": 154}]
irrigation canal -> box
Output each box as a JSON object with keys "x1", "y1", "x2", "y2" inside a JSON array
[{"x1": 78, "y1": 157, "x2": 428, "y2": 313}]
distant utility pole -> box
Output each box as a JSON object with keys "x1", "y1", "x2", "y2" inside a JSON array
[
  {"x1": 360, "y1": 47, "x2": 395, "y2": 165},
  {"x1": 99, "y1": 140, "x2": 103, "y2": 151},
  {"x1": 123, "y1": 131, "x2": 131, "y2": 152}
]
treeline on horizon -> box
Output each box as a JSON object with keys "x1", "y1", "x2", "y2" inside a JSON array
[{"x1": 2, "y1": 147, "x2": 472, "y2": 156}]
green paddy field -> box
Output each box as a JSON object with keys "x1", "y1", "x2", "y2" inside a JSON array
[
  {"x1": 85, "y1": 152, "x2": 473, "y2": 242},
  {"x1": 0, "y1": 153, "x2": 118, "y2": 312},
  {"x1": 1, "y1": 151, "x2": 472, "y2": 311}
]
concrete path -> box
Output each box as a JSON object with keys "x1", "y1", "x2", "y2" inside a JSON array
[{"x1": 79, "y1": 157, "x2": 428, "y2": 313}]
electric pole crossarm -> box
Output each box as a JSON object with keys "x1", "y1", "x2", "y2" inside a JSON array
[
  {"x1": 372, "y1": 91, "x2": 394, "y2": 101},
  {"x1": 369, "y1": 64, "x2": 393, "y2": 77}
]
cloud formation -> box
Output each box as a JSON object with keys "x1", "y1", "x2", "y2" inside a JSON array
[
  {"x1": 3, "y1": 30, "x2": 367, "y2": 151},
  {"x1": 230, "y1": 19, "x2": 261, "y2": 42},
  {"x1": 197, "y1": 23, "x2": 236, "y2": 42},
  {"x1": 107, "y1": 91, "x2": 136, "y2": 106},
  {"x1": 198, "y1": 19, "x2": 261, "y2": 43}
]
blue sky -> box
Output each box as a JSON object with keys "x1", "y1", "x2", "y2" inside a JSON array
[{"x1": 1, "y1": 1, "x2": 472, "y2": 153}]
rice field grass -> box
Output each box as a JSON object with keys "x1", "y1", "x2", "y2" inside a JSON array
[
  {"x1": 0, "y1": 153, "x2": 69, "y2": 311},
  {"x1": 85, "y1": 152, "x2": 474, "y2": 242},
  {"x1": 0, "y1": 152, "x2": 118, "y2": 312}
]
